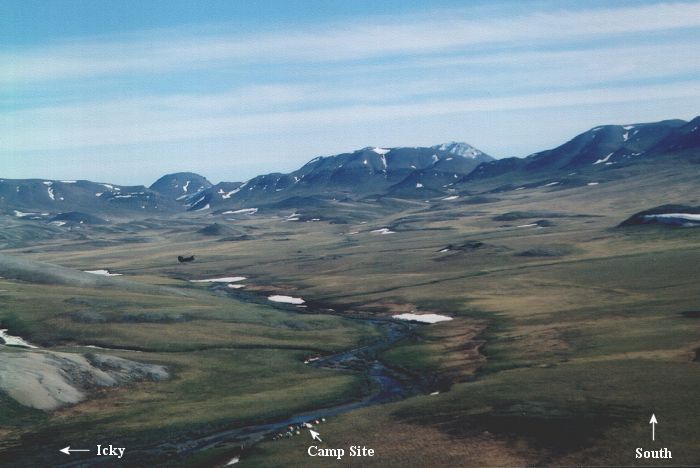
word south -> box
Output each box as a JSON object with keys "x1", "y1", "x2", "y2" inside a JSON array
[{"x1": 636, "y1": 448, "x2": 672, "y2": 459}]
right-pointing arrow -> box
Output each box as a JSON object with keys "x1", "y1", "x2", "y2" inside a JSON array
[
  {"x1": 309, "y1": 429, "x2": 322, "y2": 442},
  {"x1": 649, "y1": 414, "x2": 658, "y2": 441}
]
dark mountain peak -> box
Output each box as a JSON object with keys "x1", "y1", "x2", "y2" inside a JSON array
[
  {"x1": 463, "y1": 117, "x2": 697, "y2": 185},
  {"x1": 0, "y1": 178, "x2": 177, "y2": 216},
  {"x1": 296, "y1": 144, "x2": 490, "y2": 181},
  {"x1": 298, "y1": 147, "x2": 392, "y2": 173},
  {"x1": 184, "y1": 180, "x2": 247, "y2": 210},
  {"x1": 651, "y1": 116, "x2": 700, "y2": 154},
  {"x1": 523, "y1": 119, "x2": 689, "y2": 171},
  {"x1": 150, "y1": 172, "x2": 212, "y2": 201},
  {"x1": 176, "y1": 143, "x2": 494, "y2": 208}
]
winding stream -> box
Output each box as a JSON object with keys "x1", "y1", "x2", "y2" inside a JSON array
[
  {"x1": 55, "y1": 287, "x2": 423, "y2": 467},
  {"x1": 165, "y1": 318, "x2": 417, "y2": 463}
]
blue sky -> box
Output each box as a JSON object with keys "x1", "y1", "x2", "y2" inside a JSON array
[{"x1": 1, "y1": 0, "x2": 699, "y2": 185}]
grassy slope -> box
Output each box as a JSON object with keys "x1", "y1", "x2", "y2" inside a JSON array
[{"x1": 0, "y1": 272, "x2": 377, "y2": 465}]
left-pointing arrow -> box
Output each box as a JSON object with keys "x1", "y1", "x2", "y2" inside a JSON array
[{"x1": 60, "y1": 446, "x2": 90, "y2": 455}]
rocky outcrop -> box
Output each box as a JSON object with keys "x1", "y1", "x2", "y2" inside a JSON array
[{"x1": 0, "y1": 349, "x2": 168, "y2": 410}]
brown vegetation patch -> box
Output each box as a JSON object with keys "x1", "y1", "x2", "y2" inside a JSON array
[
  {"x1": 503, "y1": 324, "x2": 571, "y2": 358},
  {"x1": 423, "y1": 320, "x2": 488, "y2": 381},
  {"x1": 337, "y1": 420, "x2": 530, "y2": 467}
]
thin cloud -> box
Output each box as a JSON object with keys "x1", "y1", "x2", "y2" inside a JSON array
[
  {"x1": 1, "y1": 2, "x2": 700, "y2": 83},
  {"x1": 3, "y1": 81, "x2": 698, "y2": 152}
]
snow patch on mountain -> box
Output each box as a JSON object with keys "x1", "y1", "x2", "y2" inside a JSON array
[
  {"x1": 223, "y1": 208, "x2": 258, "y2": 215},
  {"x1": 220, "y1": 184, "x2": 246, "y2": 199},
  {"x1": 644, "y1": 213, "x2": 700, "y2": 224},
  {"x1": 14, "y1": 210, "x2": 38, "y2": 218},
  {"x1": 432, "y1": 142, "x2": 486, "y2": 159},
  {"x1": 593, "y1": 152, "x2": 614, "y2": 165}
]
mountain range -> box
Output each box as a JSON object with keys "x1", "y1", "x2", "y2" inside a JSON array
[{"x1": 1, "y1": 117, "x2": 698, "y2": 221}]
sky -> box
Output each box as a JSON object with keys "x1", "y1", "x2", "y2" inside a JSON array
[{"x1": 1, "y1": 0, "x2": 699, "y2": 185}]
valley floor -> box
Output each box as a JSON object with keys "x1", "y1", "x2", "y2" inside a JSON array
[{"x1": 0, "y1": 166, "x2": 699, "y2": 466}]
